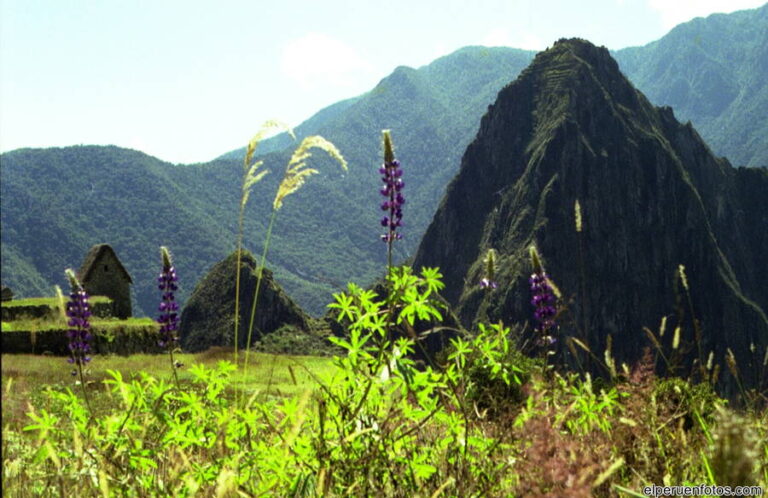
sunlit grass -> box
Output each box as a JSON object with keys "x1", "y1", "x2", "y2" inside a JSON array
[
  {"x1": 1, "y1": 296, "x2": 111, "y2": 308},
  {"x1": 1, "y1": 316, "x2": 156, "y2": 333},
  {"x1": 1, "y1": 349, "x2": 337, "y2": 432}
]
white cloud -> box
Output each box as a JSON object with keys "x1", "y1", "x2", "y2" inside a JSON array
[
  {"x1": 646, "y1": 0, "x2": 766, "y2": 29},
  {"x1": 481, "y1": 28, "x2": 513, "y2": 47},
  {"x1": 480, "y1": 28, "x2": 545, "y2": 51},
  {"x1": 280, "y1": 32, "x2": 375, "y2": 90}
]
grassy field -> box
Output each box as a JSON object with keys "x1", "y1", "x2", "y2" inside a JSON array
[
  {"x1": 1, "y1": 296, "x2": 112, "y2": 308},
  {"x1": 1, "y1": 316, "x2": 157, "y2": 333},
  {"x1": 1, "y1": 348, "x2": 338, "y2": 433},
  {"x1": 3, "y1": 328, "x2": 767, "y2": 495}
]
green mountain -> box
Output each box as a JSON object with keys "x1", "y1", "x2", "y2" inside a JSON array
[
  {"x1": 0, "y1": 48, "x2": 535, "y2": 317},
  {"x1": 0, "y1": 146, "x2": 237, "y2": 316},
  {"x1": 413, "y1": 38, "x2": 768, "y2": 394},
  {"x1": 2, "y1": 5, "x2": 765, "y2": 318},
  {"x1": 179, "y1": 251, "x2": 310, "y2": 353},
  {"x1": 613, "y1": 3, "x2": 768, "y2": 167}
]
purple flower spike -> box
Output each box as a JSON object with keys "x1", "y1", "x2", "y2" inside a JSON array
[
  {"x1": 157, "y1": 247, "x2": 180, "y2": 350},
  {"x1": 64, "y1": 269, "x2": 92, "y2": 368},
  {"x1": 380, "y1": 131, "x2": 404, "y2": 245},
  {"x1": 528, "y1": 248, "x2": 558, "y2": 335}
]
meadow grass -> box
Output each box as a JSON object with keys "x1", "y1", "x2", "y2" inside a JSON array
[
  {"x1": 1, "y1": 296, "x2": 112, "y2": 308},
  {"x1": 1, "y1": 349, "x2": 337, "y2": 432},
  {"x1": 3, "y1": 128, "x2": 767, "y2": 496},
  {"x1": 1, "y1": 316, "x2": 156, "y2": 333},
  {"x1": 2, "y1": 290, "x2": 767, "y2": 496}
]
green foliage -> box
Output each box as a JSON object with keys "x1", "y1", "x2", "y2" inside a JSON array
[
  {"x1": 559, "y1": 373, "x2": 626, "y2": 435},
  {"x1": 445, "y1": 322, "x2": 534, "y2": 414},
  {"x1": 3, "y1": 315, "x2": 768, "y2": 496},
  {"x1": 652, "y1": 377, "x2": 723, "y2": 428},
  {"x1": 1, "y1": 47, "x2": 536, "y2": 317},
  {"x1": 318, "y1": 266, "x2": 524, "y2": 494}
]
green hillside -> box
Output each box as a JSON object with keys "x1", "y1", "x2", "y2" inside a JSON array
[
  {"x1": 613, "y1": 3, "x2": 768, "y2": 166},
  {"x1": 2, "y1": 5, "x2": 766, "y2": 317},
  {"x1": 0, "y1": 48, "x2": 535, "y2": 317}
]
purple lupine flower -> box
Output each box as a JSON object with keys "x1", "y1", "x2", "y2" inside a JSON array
[
  {"x1": 157, "y1": 246, "x2": 180, "y2": 349},
  {"x1": 65, "y1": 269, "x2": 92, "y2": 371},
  {"x1": 380, "y1": 130, "x2": 405, "y2": 243},
  {"x1": 528, "y1": 246, "x2": 557, "y2": 346},
  {"x1": 529, "y1": 272, "x2": 556, "y2": 332}
]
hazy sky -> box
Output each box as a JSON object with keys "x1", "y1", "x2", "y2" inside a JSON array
[{"x1": 1, "y1": 0, "x2": 764, "y2": 164}]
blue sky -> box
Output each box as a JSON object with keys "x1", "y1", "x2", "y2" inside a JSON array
[{"x1": 0, "y1": 0, "x2": 764, "y2": 164}]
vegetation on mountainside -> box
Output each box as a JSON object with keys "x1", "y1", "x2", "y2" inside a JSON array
[
  {"x1": 3, "y1": 97, "x2": 768, "y2": 495},
  {"x1": 0, "y1": 47, "x2": 536, "y2": 317},
  {"x1": 2, "y1": 12, "x2": 768, "y2": 493},
  {"x1": 614, "y1": 3, "x2": 768, "y2": 167},
  {"x1": 3, "y1": 4, "x2": 766, "y2": 316}
]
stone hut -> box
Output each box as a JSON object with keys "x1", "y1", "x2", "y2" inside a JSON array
[{"x1": 77, "y1": 244, "x2": 133, "y2": 318}]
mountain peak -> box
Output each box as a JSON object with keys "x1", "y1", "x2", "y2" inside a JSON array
[
  {"x1": 414, "y1": 40, "x2": 768, "y2": 395},
  {"x1": 507, "y1": 38, "x2": 658, "y2": 143}
]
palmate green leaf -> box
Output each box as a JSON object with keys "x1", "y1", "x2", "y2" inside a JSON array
[
  {"x1": 23, "y1": 408, "x2": 60, "y2": 437},
  {"x1": 328, "y1": 292, "x2": 355, "y2": 322},
  {"x1": 420, "y1": 267, "x2": 445, "y2": 295}
]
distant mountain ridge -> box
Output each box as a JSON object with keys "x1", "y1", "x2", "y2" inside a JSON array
[
  {"x1": 413, "y1": 38, "x2": 767, "y2": 393},
  {"x1": 2, "y1": 5, "x2": 765, "y2": 319},
  {"x1": 221, "y1": 4, "x2": 768, "y2": 169},
  {"x1": 1, "y1": 48, "x2": 536, "y2": 316},
  {"x1": 614, "y1": 3, "x2": 768, "y2": 167}
]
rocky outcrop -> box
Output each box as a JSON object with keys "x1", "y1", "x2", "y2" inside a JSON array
[
  {"x1": 413, "y1": 39, "x2": 768, "y2": 394},
  {"x1": 179, "y1": 251, "x2": 310, "y2": 353}
]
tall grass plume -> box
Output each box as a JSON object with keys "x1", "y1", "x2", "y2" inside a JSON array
[
  {"x1": 242, "y1": 129, "x2": 346, "y2": 386},
  {"x1": 234, "y1": 120, "x2": 294, "y2": 366}
]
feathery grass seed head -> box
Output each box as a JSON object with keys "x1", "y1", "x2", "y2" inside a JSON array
[
  {"x1": 241, "y1": 121, "x2": 294, "y2": 210},
  {"x1": 678, "y1": 264, "x2": 689, "y2": 291},
  {"x1": 725, "y1": 348, "x2": 739, "y2": 378},
  {"x1": 574, "y1": 199, "x2": 583, "y2": 233},
  {"x1": 55, "y1": 285, "x2": 66, "y2": 321},
  {"x1": 244, "y1": 119, "x2": 294, "y2": 170},
  {"x1": 274, "y1": 136, "x2": 347, "y2": 211},
  {"x1": 672, "y1": 326, "x2": 681, "y2": 350}
]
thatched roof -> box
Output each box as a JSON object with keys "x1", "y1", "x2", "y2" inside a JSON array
[{"x1": 77, "y1": 244, "x2": 133, "y2": 284}]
